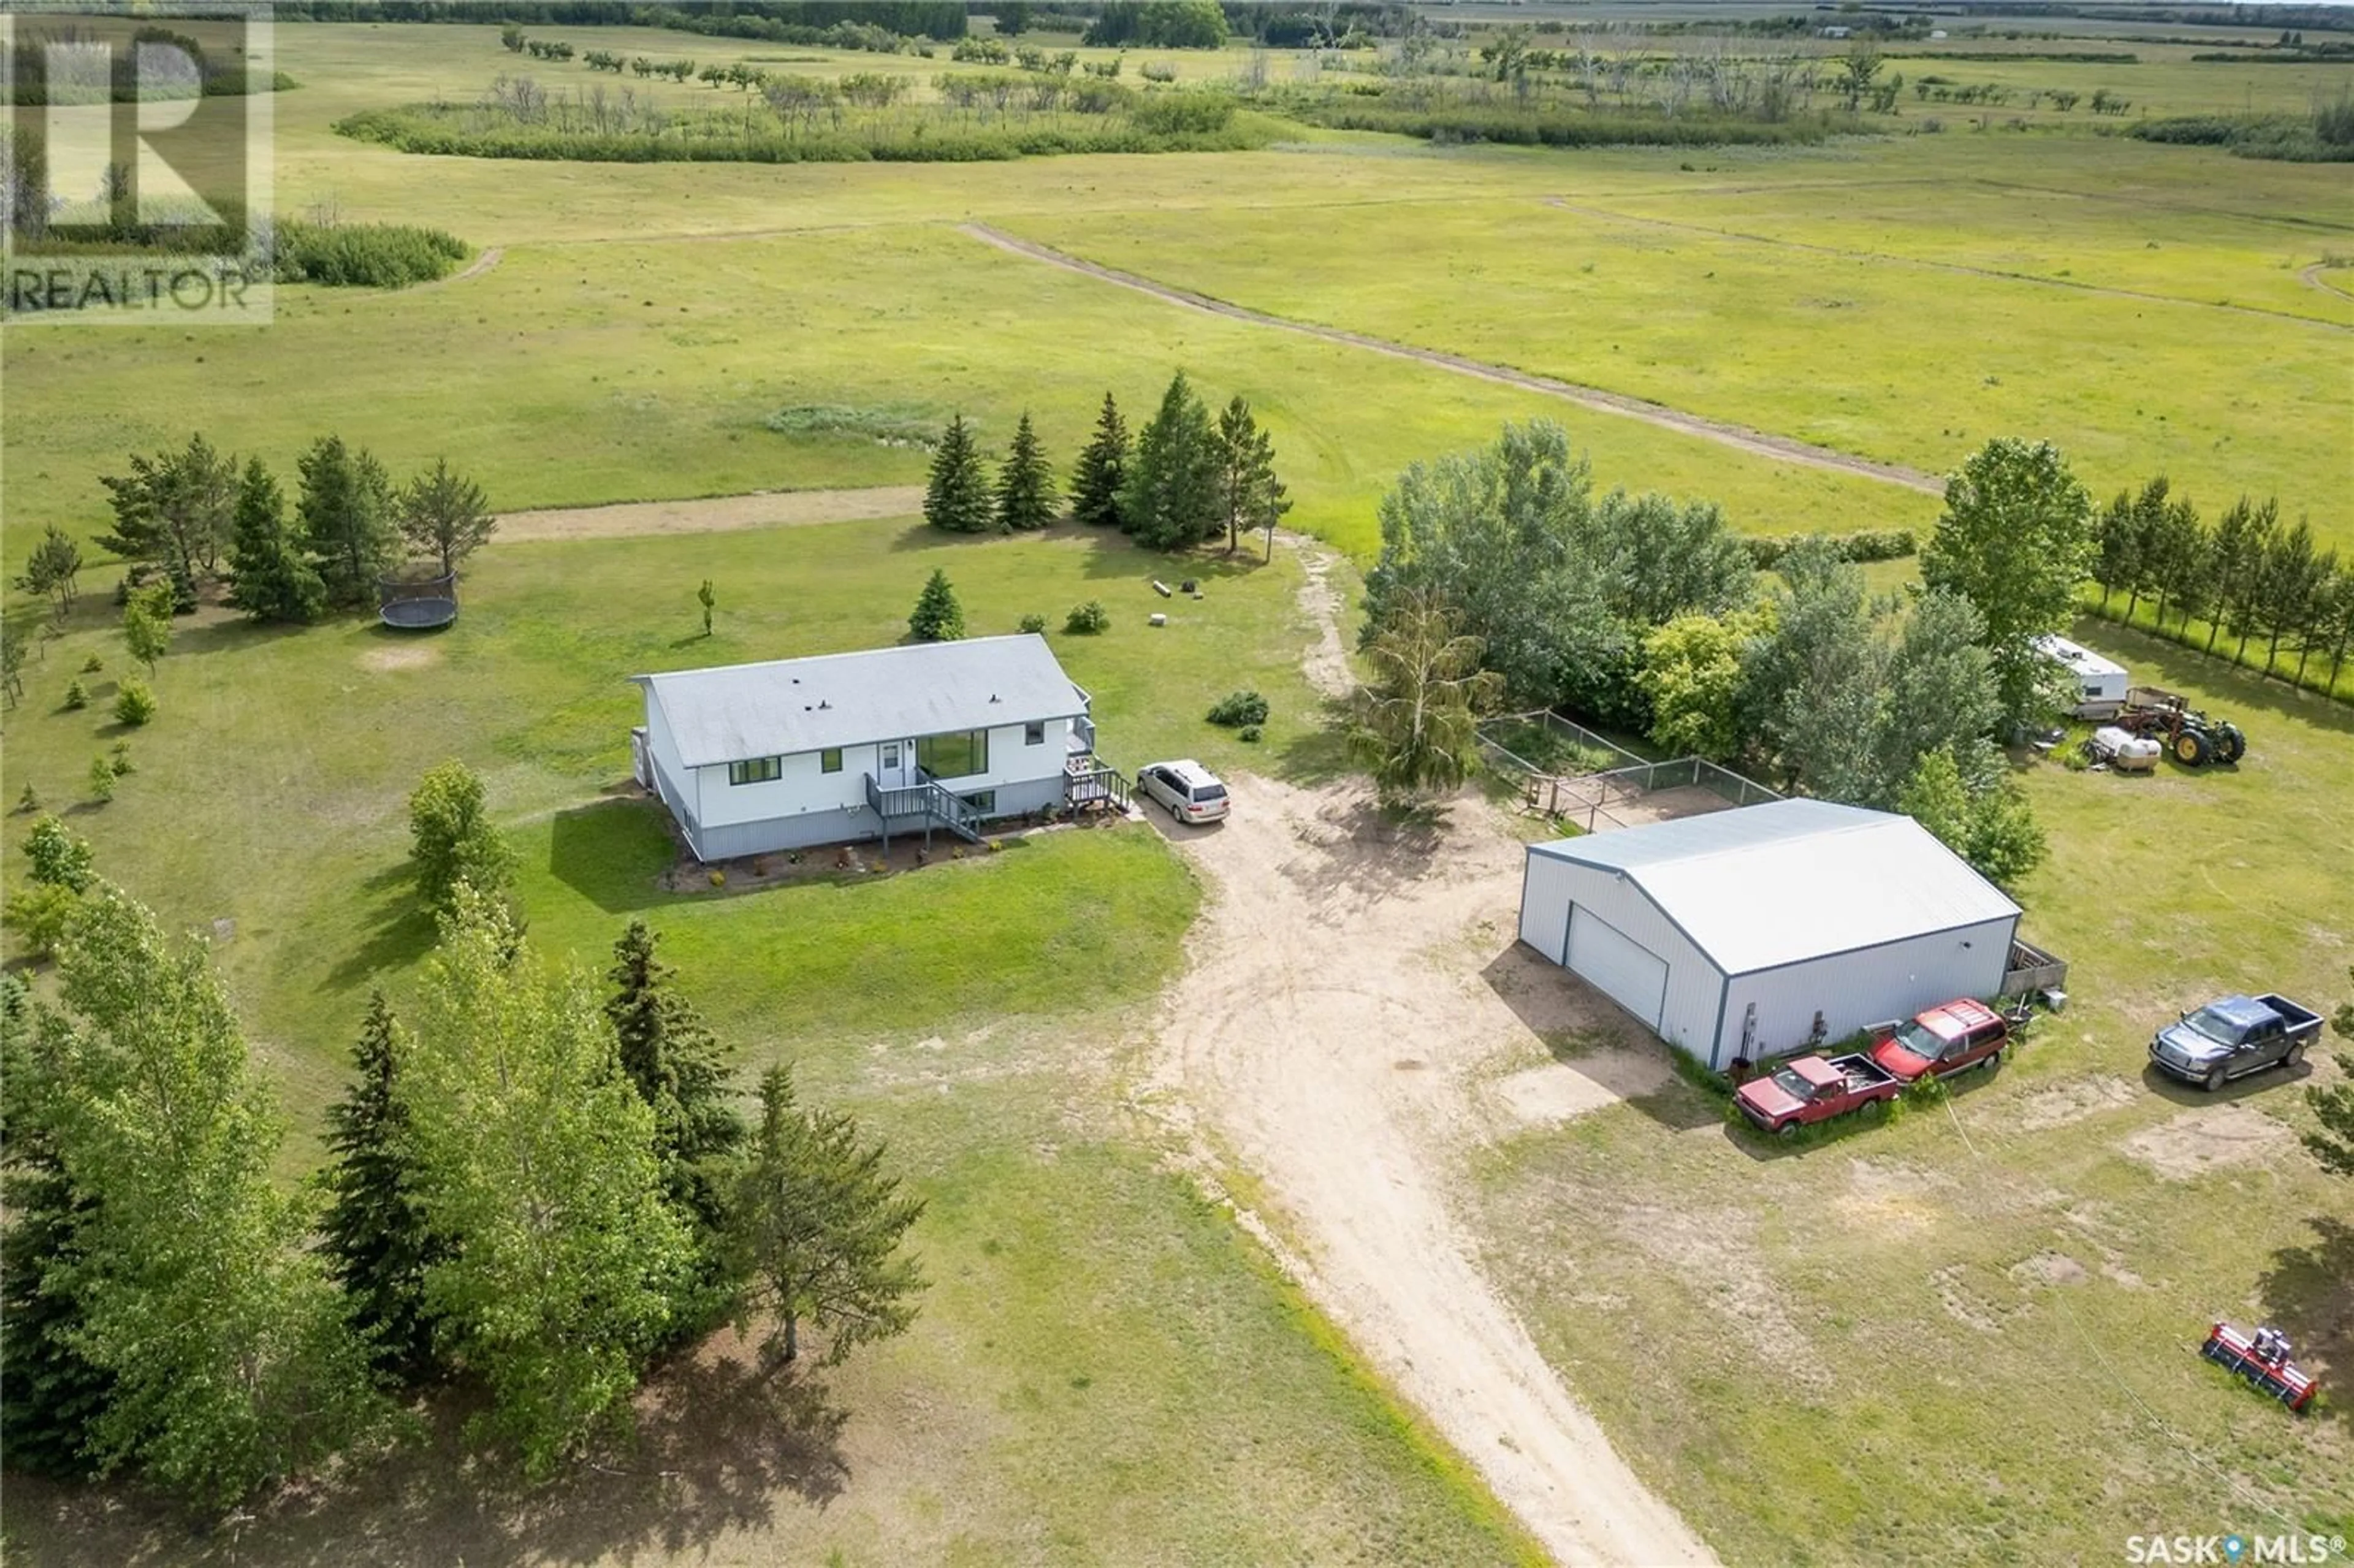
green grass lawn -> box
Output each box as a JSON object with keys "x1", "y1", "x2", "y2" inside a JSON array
[
  {"x1": 1465, "y1": 623, "x2": 2354, "y2": 1564},
  {"x1": 0, "y1": 516, "x2": 1541, "y2": 1564}
]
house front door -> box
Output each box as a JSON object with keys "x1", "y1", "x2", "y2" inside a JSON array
[{"x1": 878, "y1": 740, "x2": 915, "y2": 789}]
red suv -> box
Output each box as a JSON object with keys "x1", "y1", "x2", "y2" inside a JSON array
[{"x1": 1868, "y1": 999, "x2": 2011, "y2": 1083}]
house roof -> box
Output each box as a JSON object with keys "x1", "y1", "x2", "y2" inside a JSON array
[
  {"x1": 1528, "y1": 799, "x2": 2021, "y2": 975},
  {"x1": 634, "y1": 634, "x2": 1086, "y2": 767}
]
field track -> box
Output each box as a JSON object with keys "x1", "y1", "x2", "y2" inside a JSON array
[
  {"x1": 497, "y1": 485, "x2": 924, "y2": 541},
  {"x1": 1542, "y1": 197, "x2": 2354, "y2": 330},
  {"x1": 957, "y1": 223, "x2": 1948, "y2": 496}
]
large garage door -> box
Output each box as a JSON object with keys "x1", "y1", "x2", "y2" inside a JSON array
[{"x1": 1566, "y1": 907, "x2": 1669, "y2": 1032}]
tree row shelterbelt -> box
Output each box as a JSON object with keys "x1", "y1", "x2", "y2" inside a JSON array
[{"x1": 337, "y1": 65, "x2": 1263, "y2": 164}]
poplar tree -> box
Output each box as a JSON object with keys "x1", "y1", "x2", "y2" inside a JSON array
[
  {"x1": 226, "y1": 457, "x2": 326, "y2": 625},
  {"x1": 1070, "y1": 391, "x2": 1129, "y2": 530},
  {"x1": 400, "y1": 891, "x2": 692, "y2": 1477},
  {"x1": 992, "y1": 411, "x2": 1059, "y2": 532},
  {"x1": 1920, "y1": 438, "x2": 2094, "y2": 729},
  {"x1": 407, "y1": 759, "x2": 516, "y2": 921},
  {"x1": 923, "y1": 414, "x2": 992, "y2": 534}
]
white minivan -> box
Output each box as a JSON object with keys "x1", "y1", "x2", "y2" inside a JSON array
[
  {"x1": 1137, "y1": 759, "x2": 1231, "y2": 824},
  {"x1": 2033, "y1": 634, "x2": 2129, "y2": 720}
]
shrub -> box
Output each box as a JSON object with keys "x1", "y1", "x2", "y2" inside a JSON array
[
  {"x1": 270, "y1": 219, "x2": 470, "y2": 287},
  {"x1": 80, "y1": 653, "x2": 103, "y2": 674},
  {"x1": 87, "y1": 756, "x2": 116, "y2": 804},
  {"x1": 1018, "y1": 612, "x2": 1048, "y2": 634},
  {"x1": 113, "y1": 679, "x2": 158, "y2": 727},
  {"x1": 1743, "y1": 529, "x2": 1917, "y2": 570},
  {"x1": 1206, "y1": 689, "x2": 1270, "y2": 727},
  {"x1": 23, "y1": 815, "x2": 95, "y2": 892},
  {"x1": 109, "y1": 742, "x2": 135, "y2": 777},
  {"x1": 2, "y1": 883, "x2": 79, "y2": 960},
  {"x1": 1140, "y1": 61, "x2": 1178, "y2": 83},
  {"x1": 1238, "y1": 724, "x2": 1263, "y2": 744},
  {"x1": 1064, "y1": 599, "x2": 1110, "y2": 634},
  {"x1": 62, "y1": 679, "x2": 87, "y2": 710},
  {"x1": 15, "y1": 783, "x2": 37, "y2": 814},
  {"x1": 708, "y1": 868, "x2": 726, "y2": 888}
]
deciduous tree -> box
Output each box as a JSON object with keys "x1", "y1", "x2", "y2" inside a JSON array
[
  {"x1": 395, "y1": 457, "x2": 498, "y2": 577},
  {"x1": 406, "y1": 759, "x2": 516, "y2": 921},
  {"x1": 400, "y1": 891, "x2": 692, "y2": 1476},
  {"x1": 1739, "y1": 541, "x2": 1883, "y2": 802},
  {"x1": 1872, "y1": 588, "x2": 2000, "y2": 807},
  {"x1": 1070, "y1": 391, "x2": 1129, "y2": 530},
  {"x1": 226, "y1": 457, "x2": 326, "y2": 625},
  {"x1": 1345, "y1": 589, "x2": 1505, "y2": 806},
  {"x1": 1920, "y1": 438, "x2": 2094, "y2": 729},
  {"x1": 1897, "y1": 749, "x2": 2047, "y2": 889},
  {"x1": 28, "y1": 890, "x2": 389, "y2": 1508},
  {"x1": 992, "y1": 411, "x2": 1058, "y2": 533},
  {"x1": 121, "y1": 582, "x2": 173, "y2": 675},
  {"x1": 728, "y1": 1064, "x2": 926, "y2": 1366},
  {"x1": 1639, "y1": 609, "x2": 1764, "y2": 763},
  {"x1": 923, "y1": 414, "x2": 992, "y2": 534}
]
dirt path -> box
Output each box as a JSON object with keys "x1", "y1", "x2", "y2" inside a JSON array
[
  {"x1": 423, "y1": 245, "x2": 504, "y2": 289},
  {"x1": 1133, "y1": 547, "x2": 1715, "y2": 1566},
  {"x1": 2300, "y1": 261, "x2": 2354, "y2": 300},
  {"x1": 1544, "y1": 198, "x2": 2353, "y2": 332},
  {"x1": 959, "y1": 222, "x2": 1941, "y2": 497},
  {"x1": 496, "y1": 485, "x2": 924, "y2": 543}
]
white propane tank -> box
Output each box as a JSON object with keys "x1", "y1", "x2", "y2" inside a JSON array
[{"x1": 2093, "y1": 726, "x2": 2162, "y2": 772}]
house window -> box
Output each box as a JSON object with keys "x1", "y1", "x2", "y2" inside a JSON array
[
  {"x1": 1024, "y1": 721, "x2": 1046, "y2": 746},
  {"x1": 915, "y1": 729, "x2": 988, "y2": 780},
  {"x1": 961, "y1": 790, "x2": 997, "y2": 815},
  {"x1": 727, "y1": 756, "x2": 782, "y2": 786},
  {"x1": 820, "y1": 748, "x2": 843, "y2": 774}
]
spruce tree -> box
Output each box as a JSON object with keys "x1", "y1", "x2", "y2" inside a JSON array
[
  {"x1": 319, "y1": 992, "x2": 441, "y2": 1381},
  {"x1": 0, "y1": 975, "x2": 114, "y2": 1479},
  {"x1": 923, "y1": 414, "x2": 992, "y2": 534},
  {"x1": 993, "y1": 411, "x2": 1059, "y2": 533},
  {"x1": 908, "y1": 568, "x2": 966, "y2": 642},
  {"x1": 1120, "y1": 370, "x2": 1223, "y2": 552},
  {"x1": 226, "y1": 457, "x2": 326, "y2": 625},
  {"x1": 1070, "y1": 390, "x2": 1129, "y2": 530},
  {"x1": 1215, "y1": 395, "x2": 1291, "y2": 558},
  {"x1": 606, "y1": 920, "x2": 744, "y2": 1246},
  {"x1": 297, "y1": 435, "x2": 397, "y2": 609}
]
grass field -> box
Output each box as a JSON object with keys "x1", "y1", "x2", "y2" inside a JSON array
[
  {"x1": 1466, "y1": 624, "x2": 2354, "y2": 1563},
  {"x1": 6, "y1": 15, "x2": 2354, "y2": 1561}
]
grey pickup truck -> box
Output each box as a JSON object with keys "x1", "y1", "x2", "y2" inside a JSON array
[{"x1": 2149, "y1": 994, "x2": 2323, "y2": 1092}]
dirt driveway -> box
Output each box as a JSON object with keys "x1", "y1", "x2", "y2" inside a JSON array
[{"x1": 1140, "y1": 772, "x2": 1716, "y2": 1566}]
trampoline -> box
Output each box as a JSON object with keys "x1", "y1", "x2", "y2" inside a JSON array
[{"x1": 379, "y1": 569, "x2": 458, "y2": 630}]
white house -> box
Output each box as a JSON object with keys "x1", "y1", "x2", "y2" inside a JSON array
[
  {"x1": 1517, "y1": 799, "x2": 2022, "y2": 1069},
  {"x1": 631, "y1": 635, "x2": 1105, "y2": 860}
]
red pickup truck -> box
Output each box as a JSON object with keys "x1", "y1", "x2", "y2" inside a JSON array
[
  {"x1": 1735, "y1": 1053, "x2": 1901, "y2": 1138},
  {"x1": 1868, "y1": 999, "x2": 2014, "y2": 1084}
]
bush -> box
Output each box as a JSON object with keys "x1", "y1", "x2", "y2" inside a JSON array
[
  {"x1": 109, "y1": 742, "x2": 135, "y2": 777},
  {"x1": 1238, "y1": 724, "x2": 1262, "y2": 743},
  {"x1": 1140, "y1": 61, "x2": 1178, "y2": 83},
  {"x1": 62, "y1": 679, "x2": 87, "y2": 711},
  {"x1": 87, "y1": 756, "x2": 116, "y2": 804},
  {"x1": 80, "y1": 654, "x2": 103, "y2": 674},
  {"x1": 1743, "y1": 529, "x2": 1917, "y2": 570},
  {"x1": 113, "y1": 679, "x2": 158, "y2": 727},
  {"x1": 15, "y1": 783, "x2": 37, "y2": 814},
  {"x1": 1018, "y1": 612, "x2": 1048, "y2": 634},
  {"x1": 1206, "y1": 689, "x2": 1270, "y2": 727},
  {"x1": 1064, "y1": 599, "x2": 1110, "y2": 634},
  {"x1": 2, "y1": 883, "x2": 79, "y2": 960},
  {"x1": 270, "y1": 219, "x2": 470, "y2": 287}
]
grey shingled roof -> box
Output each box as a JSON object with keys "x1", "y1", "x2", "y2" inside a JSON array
[
  {"x1": 636, "y1": 634, "x2": 1086, "y2": 767},
  {"x1": 1528, "y1": 799, "x2": 2019, "y2": 975}
]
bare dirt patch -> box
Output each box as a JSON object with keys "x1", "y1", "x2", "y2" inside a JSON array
[
  {"x1": 1838, "y1": 1157, "x2": 1951, "y2": 1239},
  {"x1": 2015, "y1": 1074, "x2": 2141, "y2": 1132},
  {"x1": 360, "y1": 642, "x2": 441, "y2": 672},
  {"x1": 2119, "y1": 1103, "x2": 2296, "y2": 1182},
  {"x1": 1141, "y1": 770, "x2": 1716, "y2": 1565},
  {"x1": 2009, "y1": 1250, "x2": 2090, "y2": 1288},
  {"x1": 497, "y1": 485, "x2": 925, "y2": 544},
  {"x1": 1290, "y1": 538, "x2": 1354, "y2": 700},
  {"x1": 1491, "y1": 1049, "x2": 1675, "y2": 1127}
]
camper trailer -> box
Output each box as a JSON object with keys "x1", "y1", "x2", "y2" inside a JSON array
[{"x1": 2035, "y1": 634, "x2": 2128, "y2": 720}]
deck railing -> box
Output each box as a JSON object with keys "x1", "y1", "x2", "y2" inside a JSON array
[{"x1": 864, "y1": 772, "x2": 984, "y2": 845}]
